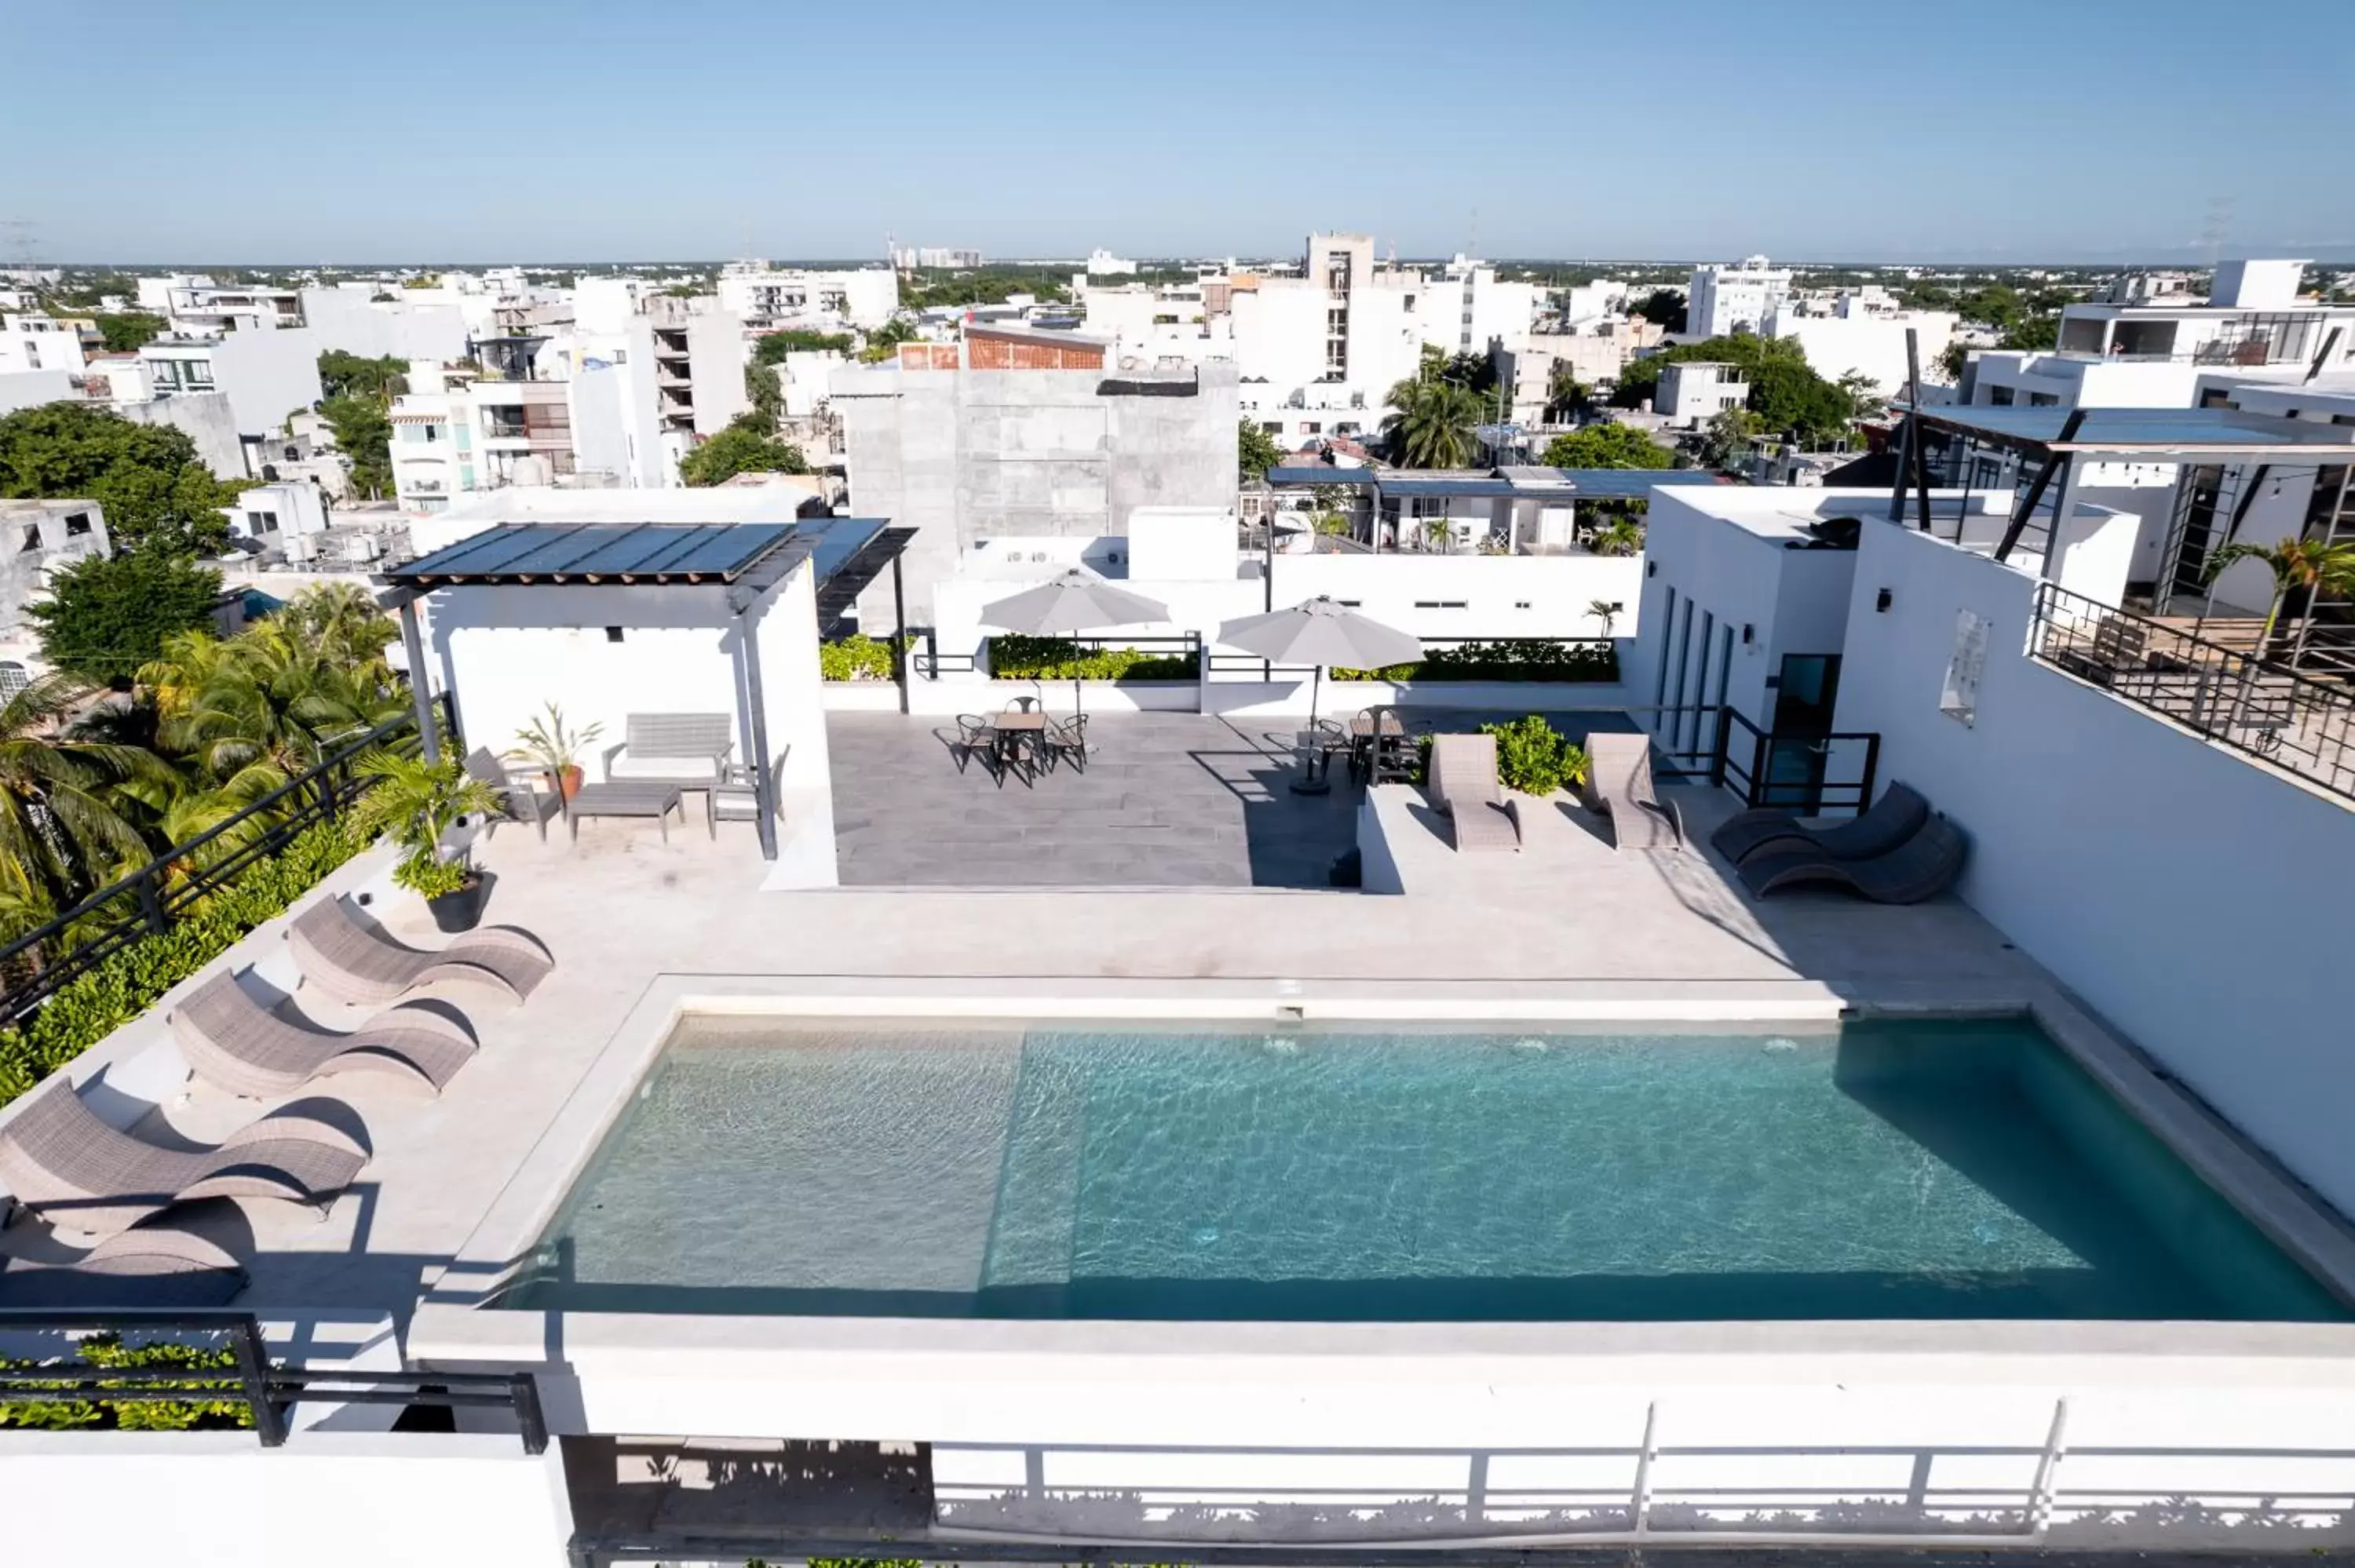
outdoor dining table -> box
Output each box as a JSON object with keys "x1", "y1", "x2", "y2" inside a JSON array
[
  {"x1": 1348, "y1": 709, "x2": 1413, "y2": 785},
  {"x1": 993, "y1": 709, "x2": 1049, "y2": 780}
]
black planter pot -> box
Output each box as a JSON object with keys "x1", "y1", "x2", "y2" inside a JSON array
[{"x1": 426, "y1": 872, "x2": 492, "y2": 933}]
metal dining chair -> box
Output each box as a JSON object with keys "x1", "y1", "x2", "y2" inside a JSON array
[
  {"x1": 1044, "y1": 712, "x2": 1090, "y2": 774},
  {"x1": 953, "y1": 715, "x2": 1000, "y2": 782}
]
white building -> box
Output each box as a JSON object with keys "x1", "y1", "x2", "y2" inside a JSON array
[
  {"x1": 1765, "y1": 294, "x2": 1961, "y2": 394},
  {"x1": 1687, "y1": 254, "x2": 1793, "y2": 337},
  {"x1": 0, "y1": 498, "x2": 108, "y2": 690},
  {"x1": 298, "y1": 287, "x2": 469, "y2": 362},
  {"x1": 1412, "y1": 255, "x2": 1543, "y2": 359},
  {"x1": 1965, "y1": 259, "x2": 2355, "y2": 411},
  {"x1": 1080, "y1": 277, "x2": 1232, "y2": 370},
  {"x1": 0, "y1": 312, "x2": 89, "y2": 377},
  {"x1": 1656, "y1": 361, "x2": 1749, "y2": 424},
  {"x1": 138, "y1": 330, "x2": 324, "y2": 439},
  {"x1": 387, "y1": 365, "x2": 593, "y2": 513},
  {"x1": 1085, "y1": 249, "x2": 1138, "y2": 276},
  {"x1": 717, "y1": 263, "x2": 900, "y2": 334},
  {"x1": 892, "y1": 246, "x2": 984, "y2": 270}
]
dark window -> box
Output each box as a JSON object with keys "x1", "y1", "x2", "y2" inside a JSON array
[
  {"x1": 19, "y1": 526, "x2": 41, "y2": 552},
  {"x1": 63, "y1": 512, "x2": 91, "y2": 537},
  {"x1": 604, "y1": 626, "x2": 626, "y2": 643},
  {"x1": 1986, "y1": 386, "x2": 2015, "y2": 406}
]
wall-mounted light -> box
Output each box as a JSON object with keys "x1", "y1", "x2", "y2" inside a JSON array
[
  {"x1": 1645, "y1": 560, "x2": 1657, "y2": 578},
  {"x1": 1741, "y1": 623, "x2": 1754, "y2": 644},
  {"x1": 1875, "y1": 589, "x2": 1893, "y2": 613}
]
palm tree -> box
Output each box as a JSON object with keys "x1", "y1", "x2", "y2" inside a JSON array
[
  {"x1": 1588, "y1": 599, "x2": 1620, "y2": 636},
  {"x1": 1544, "y1": 363, "x2": 1587, "y2": 423},
  {"x1": 1382, "y1": 376, "x2": 1484, "y2": 469},
  {"x1": 0, "y1": 675, "x2": 163, "y2": 910},
  {"x1": 2201, "y1": 535, "x2": 2355, "y2": 653},
  {"x1": 1588, "y1": 515, "x2": 1647, "y2": 558},
  {"x1": 158, "y1": 620, "x2": 406, "y2": 781},
  {"x1": 279, "y1": 582, "x2": 398, "y2": 670}
]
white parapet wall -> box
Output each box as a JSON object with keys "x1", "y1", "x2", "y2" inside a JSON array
[{"x1": 0, "y1": 1432, "x2": 575, "y2": 1567}]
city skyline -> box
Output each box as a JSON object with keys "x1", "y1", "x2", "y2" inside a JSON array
[{"x1": 5, "y1": 0, "x2": 2350, "y2": 265}]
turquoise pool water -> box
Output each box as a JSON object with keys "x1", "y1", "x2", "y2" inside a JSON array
[{"x1": 513, "y1": 1018, "x2": 2345, "y2": 1322}]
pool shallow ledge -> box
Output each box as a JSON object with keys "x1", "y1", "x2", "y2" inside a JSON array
[{"x1": 405, "y1": 975, "x2": 2355, "y2": 1440}]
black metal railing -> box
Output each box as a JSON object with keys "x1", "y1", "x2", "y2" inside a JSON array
[
  {"x1": 2032, "y1": 580, "x2": 2355, "y2": 803},
  {"x1": 1713, "y1": 706, "x2": 1882, "y2": 814},
  {"x1": 0, "y1": 1311, "x2": 545, "y2": 1452},
  {"x1": 0, "y1": 695, "x2": 449, "y2": 1023}
]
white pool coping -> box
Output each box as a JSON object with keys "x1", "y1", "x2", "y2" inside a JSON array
[{"x1": 406, "y1": 974, "x2": 2355, "y2": 1395}]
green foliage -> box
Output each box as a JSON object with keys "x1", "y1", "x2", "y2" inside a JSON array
[
  {"x1": 316, "y1": 350, "x2": 407, "y2": 402},
  {"x1": 1382, "y1": 375, "x2": 1486, "y2": 469},
  {"x1": 1539, "y1": 423, "x2": 1675, "y2": 470},
  {"x1": 392, "y1": 849, "x2": 470, "y2": 899},
  {"x1": 0, "y1": 819, "x2": 368, "y2": 1106},
  {"x1": 1333, "y1": 640, "x2": 1618, "y2": 683},
  {"x1": 1613, "y1": 335, "x2": 1858, "y2": 447},
  {"x1": 91, "y1": 312, "x2": 166, "y2": 353},
  {"x1": 678, "y1": 420, "x2": 809, "y2": 487},
  {"x1": 0, "y1": 403, "x2": 239, "y2": 554},
  {"x1": 1632, "y1": 289, "x2": 1686, "y2": 330},
  {"x1": 319, "y1": 393, "x2": 393, "y2": 498},
  {"x1": 987, "y1": 636, "x2": 1197, "y2": 681},
  {"x1": 855, "y1": 318, "x2": 919, "y2": 365},
  {"x1": 1237, "y1": 419, "x2": 1285, "y2": 480},
  {"x1": 28, "y1": 552, "x2": 224, "y2": 686},
  {"x1": 1696, "y1": 407, "x2": 1763, "y2": 471},
  {"x1": 754, "y1": 329, "x2": 853, "y2": 361},
  {"x1": 510, "y1": 702, "x2": 602, "y2": 777},
  {"x1": 898, "y1": 267, "x2": 1072, "y2": 310},
  {"x1": 1477, "y1": 714, "x2": 1591, "y2": 795},
  {"x1": 0, "y1": 1335, "x2": 254, "y2": 1431},
  {"x1": 817, "y1": 634, "x2": 911, "y2": 682},
  {"x1": 349, "y1": 753, "x2": 496, "y2": 864},
  {"x1": 744, "y1": 361, "x2": 782, "y2": 425}
]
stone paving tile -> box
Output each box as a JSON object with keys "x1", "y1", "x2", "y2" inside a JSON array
[{"x1": 827, "y1": 712, "x2": 1357, "y2": 888}]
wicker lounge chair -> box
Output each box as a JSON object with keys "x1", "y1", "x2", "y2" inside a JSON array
[
  {"x1": 1582, "y1": 732, "x2": 1683, "y2": 851},
  {"x1": 288, "y1": 898, "x2": 553, "y2": 1008},
  {"x1": 0, "y1": 1085, "x2": 369, "y2": 1238},
  {"x1": 170, "y1": 972, "x2": 477, "y2": 1100},
  {"x1": 0, "y1": 1223, "x2": 246, "y2": 1307},
  {"x1": 1711, "y1": 781, "x2": 1932, "y2": 867},
  {"x1": 1738, "y1": 815, "x2": 1969, "y2": 904},
  {"x1": 1426, "y1": 734, "x2": 1521, "y2": 852}
]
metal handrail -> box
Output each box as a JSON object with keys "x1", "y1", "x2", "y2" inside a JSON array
[
  {"x1": 2030, "y1": 580, "x2": 2355, "y2": 804},
  {"x1": 0, "y1": 1310, "x2": 545, "y2": 1452},
  {"x1": 0, "y1": 695, "x2": 449, "y2": 1021}
]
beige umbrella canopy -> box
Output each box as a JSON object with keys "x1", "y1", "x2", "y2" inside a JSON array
[
  {"x1": 1217, "y1": 595, "x2": 1424, "y2": 722},
  {"x1": 980, "y1": 569, "x2": 1172, "y2": 715}
]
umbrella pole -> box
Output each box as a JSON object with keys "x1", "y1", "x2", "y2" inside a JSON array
[{"x1": 1309, "y1": 665, "x2": 1322, "y2": 724}]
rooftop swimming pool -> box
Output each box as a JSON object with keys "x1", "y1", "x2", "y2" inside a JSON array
[{"x1": 512, "y1": 1017, "x2": 2345, "y2": 1322}]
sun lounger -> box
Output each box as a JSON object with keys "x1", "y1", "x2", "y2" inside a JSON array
[
  {"x1": 170, "y1": 972, "x2": 477, "y2": 1100},
  {"x1": 1738, "y1": 815, "x2": 1969, "y2": 904},
  {"x1": 1711, "y1": 781, "x2": 1931, "y2": 866},
  {"x1": 0, "y1": 1085, "x2": 368, "y2": 1238},
  {"x1": 0, "y1": 1223, "x2": 246, "y2": 1307},
  {"x1": 288, "y1": 898, "x2": 552, "y2": 1008},
  {"x1": 1426, "y1": 733, "x2": 1521, "y2": 852},
  {"x1": 1582, "y1": 731, "x2": 1683, "y2": 851}
]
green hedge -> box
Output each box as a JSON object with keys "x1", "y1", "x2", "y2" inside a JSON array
[
  {"x1": 1478, "y1": 714, "x2": 1591, "y2": 795},
  {"x1": 1334, "y1": 639, "x2": 1618, "y2": 683},
  {"x1": 988, "y1": 635, "x2": 1197, "y2": 681},
  {"x1": 817, "y1": 633, "x2": 913, "y2": 682},
  {"x1": 0, "y1": 819, "x2": 369, "y2": 1110},
  {"x1": 0, "y1": 1335, "x2": 254, "y2": 1431}
]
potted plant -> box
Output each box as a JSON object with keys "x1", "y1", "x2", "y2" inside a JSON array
[
  {"x1": 511, "y1": 702, "x2": 603, "y2": 800},
  {"x1": 353, "y1": 752, "x2": 502, "y2": 932}
]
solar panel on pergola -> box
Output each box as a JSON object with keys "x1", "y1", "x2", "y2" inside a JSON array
[{"x1": 383, "y1": 522, "x2": 800, "y2": 588}]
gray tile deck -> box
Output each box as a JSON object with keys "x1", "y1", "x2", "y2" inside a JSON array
[{"x1": 827, "y1": 712, "x2": 1361, "y2": 888}]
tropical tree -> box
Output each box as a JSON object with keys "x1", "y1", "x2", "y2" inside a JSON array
[
  {"x1": 275, "y1": 582, "x2": 397, "y2": 671},
  {"x1": 0, "y1": 403, "x2": 240, "y2": 555},
  {"x1": 1540, "y1": 423, "x2": 1676, "y2": 470},
  {"x1": 1382, "y1": 376, "x2": 1485, "y2": 469},
  {"x1": 2201, "y1": 536, "x2": 2355, "y2": 651},
  {"x1": 1588, "y1": 599, "x2": 1621, "y2": 636},
  {"x1": 28, "y1": 552, "x2": 225, "y2": 687},
  {"x1": 0, "y1": 674, "x2": 162, "y2": 909},
  {"x1": 1587, "y1": 516, "x2": 1647, "y2": 558},
  {"x1": 677, "y1": 418, "x2": 809, "y2": 487},
  {"x1": 1696, "y1": 408, "x2": 1762, "y2": 472},
  {"x1": 1544, "y1": 363, "x2": 1588, "y2": 422},
  {"x1": 148, "y1": 619, "x2": 405, "y2": 781},
  {"x1": 745, "y1": 361, "x2": 783, "y2": 427},
  {"x1": 1237, "y1": 419, "x2": 1285, "y2": 481}
]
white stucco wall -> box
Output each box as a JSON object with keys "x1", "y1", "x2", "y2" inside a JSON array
[
  {"x1": 1833, "y1": 520, "x2": 2355, "y2": 1216},
  {"x1": 0, "y1": 1434, "x2": 571, "y2": 1567}
]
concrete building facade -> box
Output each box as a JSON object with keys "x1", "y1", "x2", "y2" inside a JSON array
[{"x1": 1687, "y1": 255, "x2": 1793, "y2": 337}]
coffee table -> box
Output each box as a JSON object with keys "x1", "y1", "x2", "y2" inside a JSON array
[{"x1": 567, "y1": 781, "x2": 685, "y2": 843}]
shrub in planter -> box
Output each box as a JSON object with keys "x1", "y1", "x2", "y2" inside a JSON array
[
  {"x1": 986, "y1": 636, "x2": 1196, "y2": 681},
  {"x1": 0, "y1": 1335, "x2": 254, "y2": 1431},
  {"x1": 511, "y1": 702, "x2": 601, "y2": 798},
  {"x1": 350, "y1": 754, "x2": 500, "y2": 931},
  {"x1": 1477, "y1": 715, "x2": 1591, "y2": 795},
  {"x1": 1333, "y1": 640, "x2": 1618, "y2": 683},
  {"x1": 818, "y1": 634, "x2": 911, "y2": 682}
]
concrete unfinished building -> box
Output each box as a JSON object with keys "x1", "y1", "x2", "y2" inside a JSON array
[{"x1": 831, "y1": 326, "x2": 1240, "y2": 625}]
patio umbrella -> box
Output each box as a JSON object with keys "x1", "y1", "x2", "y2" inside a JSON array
[
  {"x1": 979, "y1": 568, "x2": 1171, "y2": 717},
  {"x1": 1216, "y1": 595, "x2": 1423, "y2": 724}
]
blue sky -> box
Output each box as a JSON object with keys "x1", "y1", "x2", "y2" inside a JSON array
[{"x1": 5, "y1": 0, "x2": 2349, "y2": 264}]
